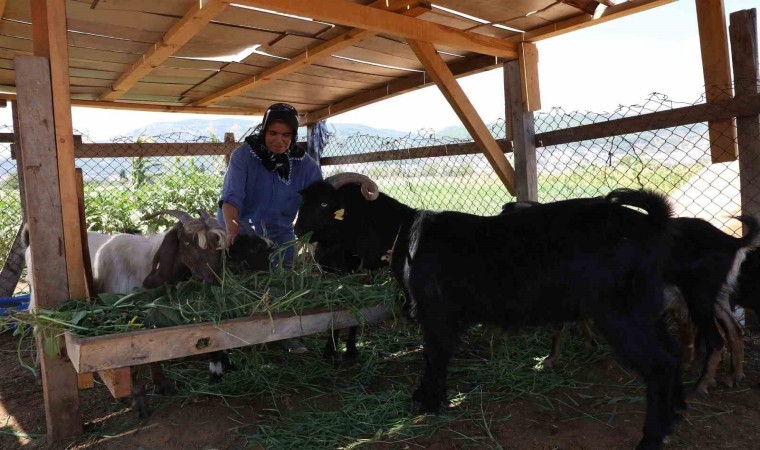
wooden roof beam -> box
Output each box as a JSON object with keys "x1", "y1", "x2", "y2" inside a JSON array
[
  {"x1": 509, "y1": 0, "x2": 675, "y2": 43},
  {"x1": 98, "y1": 0, "x2": 229, "y2": 101},
  {"x1": 0, "y1": 92, "x2": 266, "y2": 114},
  {"x1": 233, "y1": 0, "x2": 518, "y2": 59},
  {"x1": 304, "y1": 54, "x2": 500, "y2": 124},
  {"x1": 409, "y1": 39, "x2": 515, "y2": 195},
  {"x1": 194, "y1": 1, "x2": 430, "y2": 107}
]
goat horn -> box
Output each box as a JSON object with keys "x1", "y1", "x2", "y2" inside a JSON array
[
  {"x1": 324, "y1": 172, "x2": 379, "y2": 201},
  {"x1": 198, "y1": 209, "x2": 225, "y2": 230},
  {"x1": 142, "y1": 209, "x2": 194, "y2": 225}
]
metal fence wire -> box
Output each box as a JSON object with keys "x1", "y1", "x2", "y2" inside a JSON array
[{"x1": 1, "y1": 87, "x2": 758, "y2": 282}]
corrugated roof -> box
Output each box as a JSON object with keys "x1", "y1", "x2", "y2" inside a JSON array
[{"x1": 0, "y1": 0, "x2": 671, "y2": 121}]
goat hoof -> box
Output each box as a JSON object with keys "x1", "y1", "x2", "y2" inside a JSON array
[
  {"x1": 131, "y1": 398, "x2": 151, "y2": 419},
  {"x1": 541, "y1": 360, "x2": 556, "y2": 370},
  {"x1": 636, "y1": 436, "x2": 665, "y2": 450}
]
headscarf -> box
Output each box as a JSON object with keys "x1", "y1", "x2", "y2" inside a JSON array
[{"x1": 245, "y1": 103, "x2": 305, "y2": 183}]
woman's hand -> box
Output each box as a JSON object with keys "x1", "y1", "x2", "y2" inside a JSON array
[{"x1": 226, "y1": 219, "x2": 240, "y2": 248}]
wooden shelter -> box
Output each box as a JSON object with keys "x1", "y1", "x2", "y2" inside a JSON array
[{"x1": 0, "y1": 0, "x2": 756, "y2": 439}]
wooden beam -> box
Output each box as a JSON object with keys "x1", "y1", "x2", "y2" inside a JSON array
[
  {"x1": 65, "y1": 305, "x2": 390, "y2": 373},
  {"x1": 31, "y1": 0, "x2": 88, "y2": 301},
  {"x1": 0, "y1": 94, "x2": 266, "y2": 115},
  {"x1": 0, "y1": 1, "x2": 7, "y2": 22},
  {"x1": 730, "y1": 9, "x2": 760, "y2": 229},
  {"x1": 320, "y1": 139, "x2": 512, "y2": 166},
  {"x1": 509, "y1": 0, "x2": 675, "y2": 43},
  {"x1": 517, "y1": 42, "x2": 541, "y2": 112},
  {"x1": 74, "y1": 142, "x2": 239, "y2": 158},
  {"x1": 233, "y1": 0, "x2": 518, "y2": 59},
  {"x1": 304, "y1": 54, "x2": 500, "y2": 124},
  {"x1": 15, "y1": 55, "x2": 82, "y2": 440},
  {"x1": 408, "y1": 39, "x2": 515, "y2": 194},
  {"x1": 99, "y1": 0, "x2": 228, "y2": 101},
  {"x1": 505, "y1": 60, "x2": 537, "y2": 202},
  {"x1": 97, "y1": 368, "x2": 132, "y2": 398},
  {"x1": 193, "y1": 1, "x2": 430, "y2": 106},
  {"x1": 696, "y1": 0, "x2": 738, "y2": 163},
  {"x1": 534, "y1": 92, "x2": 760, "y2": 148}
]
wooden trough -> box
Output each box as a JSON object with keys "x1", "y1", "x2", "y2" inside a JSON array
[{"x1": 64, "y1": 304, "x2": 391, "y2": 374}]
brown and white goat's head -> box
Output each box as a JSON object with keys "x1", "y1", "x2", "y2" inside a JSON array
[{"x1": 142, "y1": 209, "x2": 227, "y2": 289}]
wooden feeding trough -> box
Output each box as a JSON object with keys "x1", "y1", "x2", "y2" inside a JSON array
[{"x1": 64, "y1": 304, "x2": 391, "y2": 377}]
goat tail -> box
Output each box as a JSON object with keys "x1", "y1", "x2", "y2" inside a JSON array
[
  {"x1": 606, "y1": 188, "x2": 673, "y2": 226},
  {"x1": 20, "y1": 222, "x2": 29, "y2": 247},
  {"x1": 733, "y1": 215, "x2": 760, "y2": 248}
]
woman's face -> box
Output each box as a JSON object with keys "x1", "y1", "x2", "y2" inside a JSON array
[{"x1": 264, "y1": 121, "x2": 294, "y2": 154}]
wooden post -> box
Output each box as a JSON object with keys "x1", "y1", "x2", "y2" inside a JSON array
[
  {"x1": 505, "y1": 57, "x2": 538, "y2": 202},
  {"x1": 30, "y1": 0, "x2": 88, "y2": 301},
  {"x1": 696, "y1": 0, "x2": 739, "y2": 163},
  {"x1": 0, "y1": 102, "x2": 28, "y2": 297},
  {"x1": 15, "y1": 56, "x2": 82, "y2": 439},
  {"x1": 730, "y1": 9, "x2": 760, "y2": 232},
  {"x1": 224, "y1": 132, "x2": 235, "y2": 166},
  {"x1": 408, "y1": 39, "x2": 516, "y2": 195}
]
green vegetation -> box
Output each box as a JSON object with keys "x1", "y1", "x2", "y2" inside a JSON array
[{"x1": 0, "y1": 156, "x2": 703, "y2": 263}]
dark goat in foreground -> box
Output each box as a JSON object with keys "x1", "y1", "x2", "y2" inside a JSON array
[
  {"x1": 296, "y1": 174, "x2": 682, "y2": 450},
  {"x1": 502, "y1": 201, "x2": 758, "y2": 393},
  {"x1": 295, "y1": 173, "x2": 384, "y2": 360}
]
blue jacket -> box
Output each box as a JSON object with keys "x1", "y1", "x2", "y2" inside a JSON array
[{"x1": 217, "y1": 142, "x2": 322, "y2": 248}]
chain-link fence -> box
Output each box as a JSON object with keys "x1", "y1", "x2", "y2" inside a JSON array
[{"x1": 1, "y1": 87, "x2": 758, "y2": 294}]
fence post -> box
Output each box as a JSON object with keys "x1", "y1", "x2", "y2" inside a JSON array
[
  {"x1": 504, "y1": 50, "x2": 538, "y2": 202},
  {"x1": 224, "y1": 132, "x2": 235, "y2": 166},
  {"x1": 730, "y1": 9, "x2": 760, "y2": 233}
]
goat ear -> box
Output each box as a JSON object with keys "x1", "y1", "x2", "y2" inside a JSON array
[{"x1": 143, "y1": 226, "x2": 186, "y2": 289}]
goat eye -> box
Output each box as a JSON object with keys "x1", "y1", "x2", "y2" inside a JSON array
[{"x1": 320, "y1": 202, "x2": 328, "y2": 208}]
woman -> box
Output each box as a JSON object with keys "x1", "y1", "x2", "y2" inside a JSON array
[
  {"x1": 217, "y1": 103, "x2": 322, "y2": 354},
  {"x1": 218, "y1": 102, "x2": 322, "y2": 263}
]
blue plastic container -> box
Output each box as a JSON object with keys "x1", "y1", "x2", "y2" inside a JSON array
[{"x1": 0, "y1": 294, "x2": 30, "y2": 331}]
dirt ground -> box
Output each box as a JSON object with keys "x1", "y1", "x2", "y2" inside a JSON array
[{"x1": 1, "y1": 328, "x2": 759, "y2": 450}]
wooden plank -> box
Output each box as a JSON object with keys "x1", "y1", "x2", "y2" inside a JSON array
[
  {"x1": 696, "y1": 0, "x2": 737, "y2": 163},
  {"x1": 508, "y1": 0, "x2": 675, "y2": 43},
  {"x1": 31, "y1": 0, "x2": 88, "y2": 302},
  {"x1": 304, "y1": 53, "x2": 500, "y2": 123},
  {"x1": 65, "y1": 305, "x2": 390, "y2": 373},
  {"x1": 97, "y1": 368, "x2": 131, "y2": 398},
  {"x1": 75, "y1": 168, "x2": 95, "y2": 299},
  {"x1": 320, "y1": 138, "x2": 512, "y2": 166},
  {"x1": 15, "y1": 55, "x2": 82, "y2": 440},
  {"x1": 730, "y1": 9, "x2": 760, "y2": 227},
  {"x1": 77, "y1": 373, "x2": 94, "y2": 390},
  {"x1": 232, "y1": 0, "x2": 518, "y2": 59},
  {"x1": 74, "y1": 142, "x2": 239, "y2": 158},
  {"x1": 99, "y1": 0, "x2": 228, "y2": 101},
  {"x1": 408, "y1": 39, "x2": 515, "y2": 194},
  {"x1": 0, "y1": 1, "x2": 7, "y2": 20},
  {"x1": 534, "y1": 92, "x2": 760, "y2": 148},
  {"x1": 517, "y1": 42, "x2": 540, "y2": 112},
  {"x1": 505, "y1": 60, "x2": 537, "y2": 202},
  {"x1": 193, "y1": 28, "x2": 374, "y2": 106}
]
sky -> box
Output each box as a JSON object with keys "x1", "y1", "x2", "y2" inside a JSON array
[{"x1": 0, "y1": 0, "x2": 757, "y2": 140}]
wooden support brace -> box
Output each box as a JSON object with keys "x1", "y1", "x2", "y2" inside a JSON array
[
  {"x1": 408, "y1": 39, "x2": 516, "y2": 194},
  {"x1": 97, "y1": 368, "x2": 132, "y2": 398},
  {"x1": 77, "y1": 373, "x2": 94, "y2": 390},
  {"x1": 505, "y1": 58, "x2": 538, "y2": 202},
  {"x1": 696, "y1": 0, "x2": 739, "y2": 163}
]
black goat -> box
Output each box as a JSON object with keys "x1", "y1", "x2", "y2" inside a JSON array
[
  {"x1": 295, "y1": 173, "x2": 386, "y2": 360},
  {"x1": 502, "y1": 201, "x2": 758, "y2": 392},
  {"x1": 296, "y1": 173, "x2": 683, "y2": 450}
]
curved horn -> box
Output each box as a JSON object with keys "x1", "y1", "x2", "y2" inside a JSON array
[
  {"x1": 142, "y1": 209, "x2": 195, "y2": 225},
  {"x1": 198, "y1": 209, "x2": 225, "y2": 230},
  {"x1": 325, "y1": 172, "x2": 379, "y2": 200}
]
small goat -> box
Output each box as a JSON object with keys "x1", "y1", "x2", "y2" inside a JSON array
[
  {"x1": 24, "y1": 210, "x2": 233, "y2": 417},
  {"x1": 296, "y1": 174, "x2": 683, "y2": 450}
]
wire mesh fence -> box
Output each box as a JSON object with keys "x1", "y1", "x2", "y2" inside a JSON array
[{"x1": 1, "y1": 87, "x2": 758, "y2": 292}]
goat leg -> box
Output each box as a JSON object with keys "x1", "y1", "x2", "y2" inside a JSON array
[
  {"x1": 344, "y1": 327, "x2": 359, "y2": 360},
  {"x1": 713, "y1": 303, "x2": 745, "y2": 387},
  {"x1": 130, "y1": 365, "x2": 151, "y2": 419},
  {"x1": 541, "y1": 324, "x2": 566, "y2": 370},
  {"x1": 150, "y1": 362, "x2": 176, "y2": 395},
  {"x1": 579, "y1": 321, "x2": 598, "y2": 350},
  {"x1": 322, "y1": 329, "x2": 341, "y2": 360}
]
